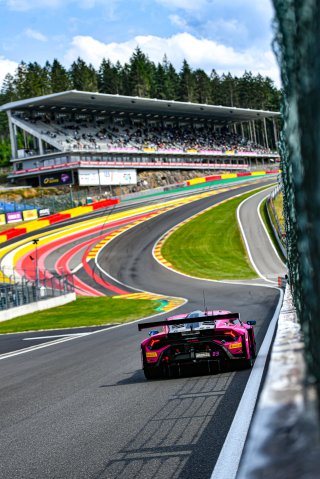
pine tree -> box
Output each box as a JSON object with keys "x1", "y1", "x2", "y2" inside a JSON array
[
  {"x1": 69, "y1": 58, "x2": 98, "y2": 91},
  {"x1": 210, "y1": 69, "x2": 222, "y2": 105},
  {"x1": 50, "y1": 59, "x2": 71, "y2": 93},
  {"x1": 98, "y1": 59, "x2": 119, "y2": 94},
  {"x1": 194, "y1": 69, "x2": 211, "y2": 104},
  {"x1": 164, "y1": 59, "x2": 179, "y2": 100},
  {"x1": 178, "y1": 60, "x2": 196, "y2": 102},
  {"x1": 23, "y1": 62, "x2": 51, "y2": 97},
  {"x1": 127, "y1": 47, "x2": 154, "y2": 97}
]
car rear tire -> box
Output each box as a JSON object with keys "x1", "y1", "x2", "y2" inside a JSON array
[
  {"x1": 143, "y1": 366, "x2": 162, "y2": 380},
  {"x1": 241, "y1": 357, "x2": 254, "y2": 369}
]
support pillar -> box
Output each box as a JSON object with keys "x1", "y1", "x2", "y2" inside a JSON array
[
  {"x1": 252, "y1": 121, "x2": 257, "y2": 144},
  {"x1": 39, "y1": 138, "x2": 44, "y2": 155},
  {"x1": 273, "y1": 119, "x2": 278, "y2": 148},
  {"x1": 263, "y1": 118, "x2": 269, "y2": 150},
  {"x1": 7, "y1": 111, "x2": 18, "y2": 159}
]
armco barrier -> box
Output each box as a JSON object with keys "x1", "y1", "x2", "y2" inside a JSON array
[
  {"x1": 221, "y1": 173, "x2": 238, "y2": 179},
  {"x1": 0, "y1": 198, "x2": 120, "y2": 243},
  {"x1": 205, "y1": 175, "x2": 222, "y2": 182},
  {"x1": 91, "y1": 198, "x2": 119, "y2": 210},
  {"x1": 3, "y1": 228, "x2": 27, "y2": 239},
  {"x1": 187, "y1": 177, "x2": 206, "y2": 186},
  {"x1": 15, "y1": 221, "x2": 50, "y2": 232},
  {"x1": 45, "y1": 213, "x2": 72, "y2": 224},
  {"x1": 186, "y1": 169, "x2": 280, "y2": 187}
]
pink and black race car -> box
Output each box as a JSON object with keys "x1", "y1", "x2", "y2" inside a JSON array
[{"x1": 138, "y1": 310, "x2": 256, "y2": 379}]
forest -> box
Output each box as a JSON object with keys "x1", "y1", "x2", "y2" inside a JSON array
[{"x1": 0, "y1": 47, "x2": 281, "y2": 166}]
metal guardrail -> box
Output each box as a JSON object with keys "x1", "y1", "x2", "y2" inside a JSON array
[
  {"x1": 0, "y1": 269, "x2": 74, "y2": 311},
  {"x1": 265, "y1": 185, "x2": 287, "y2": 259}
]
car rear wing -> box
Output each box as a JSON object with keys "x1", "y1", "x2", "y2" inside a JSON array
[{"x1": 138, "y1": 313, "x2": 240, "y2": 331}]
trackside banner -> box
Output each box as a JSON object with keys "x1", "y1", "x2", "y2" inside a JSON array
[
  {"x1": 22, "y1": 209, "x2": 38, "y2": 221},
  {"x1": 6, "y1": 211, "x2": 23, "y2": 223},
  {"x1": 40, "y1": 171, "x2": 73, "y2": 187}
]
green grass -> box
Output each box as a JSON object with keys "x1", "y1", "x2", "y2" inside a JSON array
[
  {"x1": 1, "y1": 183, "x2": 273, "y2": 333},
  {"x1": 260, "y1": 198, "x2": 286, "y2": 263},
  {"x1": 0, "y1": 297, "x2": 159, "y2": 334},
  {"x1": 273, "y1": 192, "x2": 285, "y2": 229},
  {"x1": 161, "y1": 189, "x2": 270, "y2": 280}
]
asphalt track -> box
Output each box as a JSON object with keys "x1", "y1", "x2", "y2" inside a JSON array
[{"x1": 0, "y1": 179, "x2": 281, "y2": 479}]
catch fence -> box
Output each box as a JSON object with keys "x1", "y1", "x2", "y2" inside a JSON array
[
  {"x1": 0, "y1": 267, "x2": 74, "y2": 311},
  {"x1": 273, "y1": 0, "x2": 320, "y2": 394}
]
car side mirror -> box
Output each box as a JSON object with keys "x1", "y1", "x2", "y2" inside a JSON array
[
  {"x1": 247, "y1": 320, "x2": 256, "y2": 326},
  {"x1": 148, "y1": 330, "x2": 159, "y2": 337}
]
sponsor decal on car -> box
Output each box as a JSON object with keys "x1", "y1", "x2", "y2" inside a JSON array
[{"x1": 146, "y1": 352, "x2": 158, "y2": 358}]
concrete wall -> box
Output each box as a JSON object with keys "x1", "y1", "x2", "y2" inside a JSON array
[
  {"x1": 237, "y1": 286, "x2": 320, "y2": 478},
  {"x1": 0, "y1": 292, "x2": 76, "y2": 322}
]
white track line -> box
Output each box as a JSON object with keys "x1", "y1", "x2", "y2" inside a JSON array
[
  {"x1": 257, "y1": 195, "x2": 287, "y2": 266},
  {"x1": 210, "y1": 288, "x2": 284, "y2": 479},
  {"x1": 236, "y1": 187, "x2": 276, "y2": 283},
  {"x1": 23, "y1": 333, "x2": 91, "y2": 340},
  {"x1": 151, "y1": 185, "x2": 279, "y2": 289},
  {"x1": 0, "y1": 309, "x2": 183, "y2": 361},
  {"x1": 209, "y1": 187, "x2": 285, "y2": 479}
]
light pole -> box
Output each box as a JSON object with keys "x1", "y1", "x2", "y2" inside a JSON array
[
  {"x1": 69, "y1": 184, "x2": 74, "y2": 206},
  {"x1": 32, "y1": 238, "x2": 39, "y2": 291},
  {"x1": 98, "y1": 169, "x2": 102, "y2": 198}
]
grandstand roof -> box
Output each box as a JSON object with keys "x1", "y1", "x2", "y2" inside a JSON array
[{"x1": 0, "y1": 90, "x2": 280, "y2": 122}]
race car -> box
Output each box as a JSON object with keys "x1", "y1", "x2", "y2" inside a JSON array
[{"x1": 138, "y1": 310, "x2": 256, "y2": 379}]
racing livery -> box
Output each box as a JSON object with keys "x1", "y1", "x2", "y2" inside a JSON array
[{"x1": 139, "y1": 310, "x2": 256, "y2": 379}]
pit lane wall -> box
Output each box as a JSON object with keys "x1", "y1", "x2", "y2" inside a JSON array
[{"x1": 237, "y1": 284, "x2": 320, "y2": 479}]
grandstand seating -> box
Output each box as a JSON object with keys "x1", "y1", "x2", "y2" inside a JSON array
[{"x1": 13, "y1": 112, "x2": 273, "y2": 156}]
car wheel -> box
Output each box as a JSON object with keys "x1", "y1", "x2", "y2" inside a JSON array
[
  {"x1": 143, "y1": 366, "x2": 162, "y2": 380},
  {"x1": 241, "y1": 357, "x2": 254, "y2": 369}
]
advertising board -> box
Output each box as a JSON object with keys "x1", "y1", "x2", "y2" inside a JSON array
[
  {"x1": 6, "y1": 211, "x2": 23, "y2": 223},
  {"x1": 22, "y1": 209, "x2": 38, "y2": 221},
  {"x1": 78, "y1": 169, "x2": 137, "y2": 186},
  {"x1": 40, "y1": 171, "x2": 73, "y2": 187}
]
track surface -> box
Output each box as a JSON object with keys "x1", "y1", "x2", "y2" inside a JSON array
[{"x1": 0, "y1": 180, "x2": 281, "y2": 479}]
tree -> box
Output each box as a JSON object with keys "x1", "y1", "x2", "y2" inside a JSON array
[
  {"x1": 127, "y1": 47, "x2": 154, "y2": 97},
  {"x1": 69, "y1": 58, "x2": 98, "y2": 91},
  {"x1": 50, "y1": 59, "x2": 71, "y2": 93},
  {"x1": 98, "y1": 58, "x2": 120, "y2": 94},
  {"x1": 12, "y1": 62, "x2": 28, "y2": 99},
  {"x1": 178, "y1": 60, "x2": 196, "y2": 102},
  {"x1": 210, "y1": 69, "x2": 222, "y2": 105},
  {"x1": 0, "y1": 74, "x2": 16, "y2": 103},
  {"x1": 22, "y1": 62, "x2": 51, "y2": 97},
  {"x1": 194, "y1": 69, "x2": 211, "y2": 104},
  {"x1": 218, "y1": 73, "x2": 239, "y2": 106},
  {"x1": 158, "y1": 56, "x2": 179, "y2": 100}
]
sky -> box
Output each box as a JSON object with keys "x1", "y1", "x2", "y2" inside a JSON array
[{"x1": 0, "y1": 0, "x2": 280, "y2": 89}]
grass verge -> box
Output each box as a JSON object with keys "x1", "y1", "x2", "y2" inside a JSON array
[
  {"x1": 273, "y1": 192, "x2": 285, "y2": 230},
  {"x1": 0, "y1": 297, "x2": 159, "y2": 334},
  {"x1": 161, "y1": 188, "x2": 270, "y2": 280},
  {"x1": 260, "y1": 199, "x2": 286, "y2": 263}
]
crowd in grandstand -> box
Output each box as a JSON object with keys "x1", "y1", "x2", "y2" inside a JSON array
[{"x1": 15, "y1": 112, "x2": 273, "y2": 155}]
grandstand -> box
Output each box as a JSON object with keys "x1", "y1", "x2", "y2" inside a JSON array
[{"x1": 0, "y1": 90, "x2": 280, "y2": 187}]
